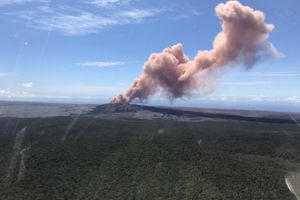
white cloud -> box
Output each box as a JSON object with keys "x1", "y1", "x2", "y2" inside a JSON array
[
  {"x1": 22, "y1": 82, "x2": 33, "y2": 88},
  {"x1": 120, "y1": 9, "x2": 158, "y2": 19},
  {"x1": 77, "y1": 61, "x2": 125, "y2": 67},
  {"x1": 88, "y1": 0, "x2": 131, "y2": 7},
  {"x1": 284, "y1": 96, "x2": 300, "y2": 103},
  {"x1": 0, "y1": 89, "x2": 12, "y2": 99}
]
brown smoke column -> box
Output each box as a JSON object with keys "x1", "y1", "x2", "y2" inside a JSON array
[{"x1": 111, "y1": 1, "x2": 280, "y2": 104}]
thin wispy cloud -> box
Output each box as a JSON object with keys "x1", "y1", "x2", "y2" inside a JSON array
[
  {"x1": 0, "y1": 0, "x2": 46, "y2": 6},
  {"x1": 34, "y1": 12, "x2": 119, "y2": 35},
  {"x1": 203, "y1": 95, "x2": 300, "y2": 103},
  {"x1": 3, "y1": 0, "x2": 162, "y2": 35},
  {"x1": 0, "y1": 89, "x2": 70, "y2": 99},
  {"x1": 0, "y1": 0, "x2": 33, "y2": 6},
  {"x1": 0, "y1": 85, "x2": 122, "y2": 100},
  {"x1": 77, "y1": 61, "x2": 126, "y2": 67},
  {"x1": 248, "y1": 72, "x2": 300, "y2": 77},
  {"x1": 221, "y1": 80, "x2": 300, "y2": 86},
  {"x1": 169, "y1": 10, "x2": 206, "y2": 21},
  {"x1": 0, "y1": 72, "x2": 16, "y2": 77},
  {"x1": 221, "y1": 81, "x2": 273, "y2": 86}
]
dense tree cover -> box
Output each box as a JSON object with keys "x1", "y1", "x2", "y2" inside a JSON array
[{"x1": 0, "y1": 117, "x2": 299, "y2": 199}]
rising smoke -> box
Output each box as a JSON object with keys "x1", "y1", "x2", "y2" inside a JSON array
[{"x1": 111, "y1": 1, "x2": 280, "y2": 104}]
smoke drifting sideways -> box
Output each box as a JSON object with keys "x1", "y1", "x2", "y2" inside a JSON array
[{"x1": 111, "y1": 1, "x2": 280, "y2": 104}]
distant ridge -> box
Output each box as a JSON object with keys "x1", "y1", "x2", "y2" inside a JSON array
[
  {"x1": 0, "y1": 101, "x2": 299, "y2": 124},
  {"x1": 90, "y1": 103, "x2": 142, "y2": 114},
  {"x1": 89, "y1": 103, "x2": 299, "y2": 124}
]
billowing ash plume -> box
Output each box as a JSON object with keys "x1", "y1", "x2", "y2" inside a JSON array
[{"x1": 111, "y1": 1, "x2": 280, "y2": 104}]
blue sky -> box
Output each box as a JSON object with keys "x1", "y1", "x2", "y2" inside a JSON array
[{"x1": 0, "y1": 0, "x2": 300, "y2": 111}]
